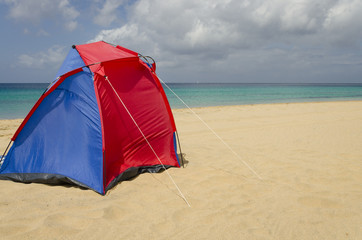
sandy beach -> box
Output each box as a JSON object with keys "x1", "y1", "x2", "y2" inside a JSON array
[{"x1": 0, "y1": 101, "x2": 361, "y2": 239}]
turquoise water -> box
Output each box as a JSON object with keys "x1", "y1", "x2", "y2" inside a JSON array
[
  {"x1": 164, "y1": 83, "x2": 362, "y2": 108},
  {"x1": 0, "y1": 83, "x2": 48, "y2": 119},
  {"x1": 1, "y1": 83, "x2": 362, "y2": 119}
]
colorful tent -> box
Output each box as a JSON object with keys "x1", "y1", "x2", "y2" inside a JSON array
[{"x1": 0, "y1": 41, "x2": 182, "y2": 195}]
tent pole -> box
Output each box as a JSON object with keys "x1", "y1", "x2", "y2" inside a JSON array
[
  {"x1": 0, "y1": 140, "x2": 12, "y2": 165},
  {"x1": 175, "y1": 131, "x2": 185, "y2": 168}
]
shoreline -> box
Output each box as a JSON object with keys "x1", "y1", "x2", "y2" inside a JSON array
[
  {"x1": 2, "y1": 98, "x2": 362, "y2": 120},
  {"x1": 1, "y1": 100, "x2": 362, "y2": 239},
  {"x1": 171, "y1": 98, "x2": 362, "y2": 110}
]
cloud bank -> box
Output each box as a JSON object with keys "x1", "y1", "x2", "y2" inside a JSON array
[
  {"x1": 18, "y1": 45, "x2": 66, "y2": 69},
  {"x1": 2, "y1": 0, "x2": 79, "y2": 31},
  {"x1": 2, "y1": 0, "x2": 361, "y2": 83},
  {"x1": 90, "y1": 0, "x2": 362, "y2": 82}
]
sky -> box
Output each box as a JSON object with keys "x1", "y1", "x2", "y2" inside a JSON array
[{"x1": 0, "y1": 0, "x2": 362, "y2": 83}]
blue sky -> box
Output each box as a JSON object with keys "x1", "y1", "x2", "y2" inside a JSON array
[{"x1": 0, "y1": 0, "x2": 362, "y2": 83}]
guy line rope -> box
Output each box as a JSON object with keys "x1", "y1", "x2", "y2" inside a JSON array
[
  {"x1": 105, "y1": 74, "x2": 263, "y2": 207},
  {"x1": 159, "y1": 78, "x2": 263, "y2": 180}
]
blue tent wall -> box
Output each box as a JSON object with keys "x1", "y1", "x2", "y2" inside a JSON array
[
  {"x1": 56, "y1": 48, "x2": 86, "y2": 78},
  {"x1": 0, "y1": 71, "x2": 104, "y2": 193}
]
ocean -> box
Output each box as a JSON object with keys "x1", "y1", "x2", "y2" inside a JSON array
[{"x1": 1, "y1": 83, "x2": 362, "y2": 119}]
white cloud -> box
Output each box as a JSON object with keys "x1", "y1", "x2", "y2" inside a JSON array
[
  {"x1": 90, "y1": 0, "x2": 342, "y2": 51},
  {"x1": 37, "y1": 29, "x2": 50, "y2": 37},
  {"x1": 93, "y1": 0, "x2": 125, "y2": 27},
  {"x1": 90, "y1": 24, "x2": 150, "y2": 49},
  {"x1": 18, "y1": 45, "x2": 66, "y2": 69},
  {"x1": 89, "y1": 0, "x2": 362, "y2": 82},
  {"x1": 323, "y1": 0, "x2": 362, "y2": 46},
  {"x1": 2, "y1": 0, "x2": 79, "y2": 31}
]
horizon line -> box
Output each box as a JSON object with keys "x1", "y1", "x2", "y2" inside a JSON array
[{"x1": 1, "y1": 82, "x2": 362, "y2": 85}]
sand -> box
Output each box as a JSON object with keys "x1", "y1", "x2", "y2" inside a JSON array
[{"x1": 0, "y1": 101, "x2": 361, "y2": 239}]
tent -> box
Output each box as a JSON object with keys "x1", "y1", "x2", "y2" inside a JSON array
[{"x1": 0, "y1": 41, "x2": 182, "y2": 195}]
